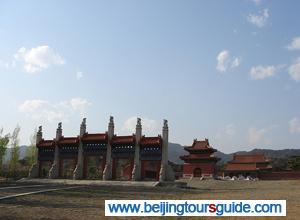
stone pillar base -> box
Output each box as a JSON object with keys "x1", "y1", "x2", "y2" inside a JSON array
[
  {"x1": 28, "y1": 163, "x2": 39, "y2": 178},
  {"x1": 73, "y1": 164, "x2": 83, "y2": 180},
  {"x1": 131, "y1": 164, "x2": 140, "y2": 181},
  {"x1": 159, "y1": 164, "x2": 175, "y2": 182},
  {"x1": 166, "y1": 165, "x2": 175, "y2": 181},
  {"x1": 159, "y1": 164, "x2": 165, "y2": 181},
  {"x1": 102, "y1": 163, "x2": 112, "y2": 180},
  {"x1": 49, "y1": 163, "x2": 59, "y2": 179}
]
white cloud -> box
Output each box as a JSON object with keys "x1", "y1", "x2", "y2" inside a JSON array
[
  {"x1": 216, "y1": 50, "x2": 241, "y2": 73},
  {"x1": 0, "y1": 59, "x2": 16, "y2": 70},
  {"x1": 19, "y1": 97, "x2": 91, "y2": 122},
  {"x1": 123, "y1": 116, "x2": 159, "y2": 134},
  {"x1": 37, "y1": 109, "x2": 66, "y2": 122},
  {"x1": 231, "y1": 57, "x2": 241, "y2": 68},
  {"x1": 286, "y1": 37, "x2": 300, "y2": 51},
  {"x1": 18, "y1": 100, "x2": 48, "y2": 112},
  {"x1": 251, "y1": 0, "x2": 262, "y2": 5},
  {"x1": 216, "y1": 50, "x2": 230, "y2": 72},
  {"x1": 19, "y1": 99, "x2": 64, "y2": 122},
  {"x1": 216, "y1": 124, "x2": 236, "y2": 140},
  {"x1": 288, "y1": 58, "x2": 300, "y2": 82},
  {"x1": 76, "y1": 71, "x2": 83, "y2": 80},
  {"x1": 250, "y1": 65, "x2": 277, "y2": 80},
  {"x1": 69, "y1": 97, "x2": 91, "y2": 116},
  {"x1": 289, "y1": 118, "x2": 300, "y2": 134},
  {"x1": 248, "y1": 127, "x2": 270, "y2": 145},
  {"x1": 224, "y1": 124, "x2": 236, "y2": 136},
  {"x1": 247, "y1": 9, "x2": 269, "y2": 28},
  {"x1": 14, "y1": 45, "x2": 65, "y2": 73}
]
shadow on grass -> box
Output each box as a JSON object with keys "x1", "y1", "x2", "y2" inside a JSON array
[{"x1": 0, "y1": 195, "x2": 99, "y2": 209}]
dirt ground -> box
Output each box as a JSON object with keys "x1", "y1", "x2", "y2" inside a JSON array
[{"x1": 0, "y1": 179, "x2": 299, "y2": 220}]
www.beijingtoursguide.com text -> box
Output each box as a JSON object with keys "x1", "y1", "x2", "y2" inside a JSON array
[{"x1": 105, "y1": 200, "x2": 286, "y2": 217}]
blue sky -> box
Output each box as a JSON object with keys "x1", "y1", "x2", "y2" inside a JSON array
[{"x1": 0, "y1": 0, "x2": 300, "y2": 153}]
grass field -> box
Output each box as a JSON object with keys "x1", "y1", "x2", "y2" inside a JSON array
[{"x1": 0, "y1": 179, "x2": 299, "y2": 220}]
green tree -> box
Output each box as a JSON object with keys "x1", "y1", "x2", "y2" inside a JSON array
[
  {"x1": 0, "y1": 128, "x2": 10, "y2": 171},
  {"x1": 271, "y1": 157, "x2": 289, "y2": 171},
  {"x1": 25, "y1": 130, "x2": 37, "y2": 167},
  {"x1": 9, "y1": 125, "x2": 21, "y2": 173},
  {"x1": 288, "y1": 156, "x2": 300, "y2": 171}
]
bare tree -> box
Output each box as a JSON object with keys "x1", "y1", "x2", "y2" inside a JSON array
[
  {"x1": 0, "y1": 128, "x2": 10, "y2": 171},
  {"x1": 26, "y1": 129, "x2": 37, "y2": 167},
  {"x1": 9, "y1": 125, "x2": 21, "y2": 173}
]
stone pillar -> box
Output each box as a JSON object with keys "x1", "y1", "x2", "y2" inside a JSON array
[
  {"x1": 49, "y1": 122, "x2": 62, "y2": 179},
  {"x1": 36, "y1": 126, "x2": 43, "y2": 144},
  {"x1": 28, "y1": 126, "x2": 42, "y2": 178},
  {"x1": 159, "y1": 119, "x2": 175, "y2": 181},
  {"x1": 132, "y1": 118, "x2": 142, "y2": 181},
  {"x1": 73, "y1": 118, "x2": 86, "y2": 180},
  {"x1": 103, "y1": 116, "x2": 114, "y2": 180}
]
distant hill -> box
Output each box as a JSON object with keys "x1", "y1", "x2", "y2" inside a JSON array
[
  {"x1": 3, "y1": 145, "x2": 28, "y2": 164},
  {"x1": 234, "y1": 148, "x2": 300, "y2": 159},
  {"x1": 214, "y1": 151, "x2": 232, "y2": 164},
  {"x1": 168, "y1": 143, "x2": 186, "y2": 164}
]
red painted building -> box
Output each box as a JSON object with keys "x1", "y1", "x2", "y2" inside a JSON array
[
  {"x1": 224, "y1": 154, "x2": 272, "y2": 178},
  {"x1": 180, "y1": 139, "x2": 220, "y2": 178},
  {"x1": 30, "y1": 117, "x2": 175, "y2": 181}
]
